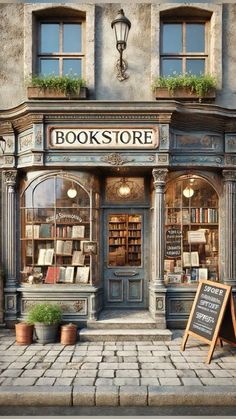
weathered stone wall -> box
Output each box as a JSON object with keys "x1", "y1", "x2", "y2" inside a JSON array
[
  {"x1": 0, "y1": 2, "x2": 236, "y2": 107},
  {"x1": 0, "y1": 4, "x2": 24, "y2": 110}
]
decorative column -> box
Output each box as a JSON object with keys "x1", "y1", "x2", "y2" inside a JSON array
[
  {"x1": 3, "y1": 170, "x2": 18, "y2": 324},
  {"x1": 222, "y1": 170, "x2": 236, "y2": 286},
  {"x1": 149, "y1": 168, "x2": 168, "y2": 328}
]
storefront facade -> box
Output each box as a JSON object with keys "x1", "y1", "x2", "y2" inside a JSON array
[{"x1": 0, "y1": 2, "x2": 236, "y2": 330}]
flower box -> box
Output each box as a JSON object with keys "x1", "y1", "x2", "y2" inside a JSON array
[
  {"x1": 154, "y1": 87, "x2": 216, "y2": 102},
  {"x1": 27, "y1": 86, "x2": 88, "y2": 100}
]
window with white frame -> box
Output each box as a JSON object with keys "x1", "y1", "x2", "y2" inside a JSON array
[
  {"x1": 38, "y1": 20, "x2": 84, "y2": 77},
  {"x1": 160, "y1": 20, "x2": 208, "y2": 77}
]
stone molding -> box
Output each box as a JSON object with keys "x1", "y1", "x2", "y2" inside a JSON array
[{"x1": 222, "y1": 170, "x2": 236, "y2": 182}]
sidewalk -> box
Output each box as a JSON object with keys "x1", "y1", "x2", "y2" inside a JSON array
[{"x1": 0, "y1": 329, "x2": 236, "y2": 407}]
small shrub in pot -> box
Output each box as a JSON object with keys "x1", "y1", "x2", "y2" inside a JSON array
[{"x1": 27, "y1": 303, "x2": 62, "y2": 344}]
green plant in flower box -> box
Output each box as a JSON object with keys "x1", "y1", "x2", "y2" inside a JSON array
[
  {"x1": 31, "y1": 74, "x2": 86, "y2": 95},
  {"x1": 152, "y1": 73, "x2": 217, "y2": 98}
]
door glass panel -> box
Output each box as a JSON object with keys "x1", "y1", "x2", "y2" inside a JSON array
[{"x1": 108, "y1": 214, "x2": 142, "y2": 267}]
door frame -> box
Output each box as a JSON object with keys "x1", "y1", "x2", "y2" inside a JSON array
[{"x1": 102, "y1": 207, "x2": 149, "y2": 309}]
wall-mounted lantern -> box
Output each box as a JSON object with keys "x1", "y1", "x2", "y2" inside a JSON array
[{"x1": 111, "y1": 9, "x2": 131, "y2": 82}]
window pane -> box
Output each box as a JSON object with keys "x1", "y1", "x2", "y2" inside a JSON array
[
  {"x1": 186, "y1": 59, "x2": 205, "y2": 75},
  {"x1": 63, "y1": 59, "x2": 82, "y2": 77},
  {"x1": 161, "y1": 59, "x2": 182, "y2": 76},
  {"x1": 40, "y1": 23, "x2": 59, "y2": 53},
  {"x1": 162, "y1": 24, "x2": 182, "y2": 53},
  {"x1": 40, "y1": 59, "x2": 59, "y2": 76},
  {"x1": 63, "y1": 23, "x2": 82, "y2": 52},
  {"x1": 186, "y1": 24, "x2": 205, "y2": 52}
]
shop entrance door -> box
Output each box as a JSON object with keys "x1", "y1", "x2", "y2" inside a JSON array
[{"x1": 104, "y1": 209, "x2": 147, "y2": 308}]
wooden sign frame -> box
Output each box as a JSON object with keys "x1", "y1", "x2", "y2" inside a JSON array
[{"x1": 181, "y1": 280, "x2": 233, "y2": 364}]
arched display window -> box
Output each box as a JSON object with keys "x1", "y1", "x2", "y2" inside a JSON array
[
  {"x1": 164, "y1": 175, "x2": 219, "y2": 285},
  {"x1": 20, "y1": 174, "x2": 98, "y2": 286}
]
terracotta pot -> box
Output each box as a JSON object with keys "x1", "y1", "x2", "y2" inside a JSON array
[
  {"x1": 61, "y1": 323, "x2": 77, "y2": 345},
  {"x1": 15, "y1": 323, "x2": 34, "y2": 345}
]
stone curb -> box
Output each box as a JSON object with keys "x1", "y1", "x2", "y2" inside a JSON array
[
  {"x1": 1, "y1": 385, "x2": 236, "y2": 406},
  {"x1": 0, "y1": 386, "x2": 72, "y2": 406}
]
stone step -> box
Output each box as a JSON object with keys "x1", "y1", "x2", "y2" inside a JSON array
[
  {"x1": 87, "y1": 320, "x2": 158, "y2": 329},
  {"x1": 79, "y1": 328, "x2": 172, "y2": 342}
]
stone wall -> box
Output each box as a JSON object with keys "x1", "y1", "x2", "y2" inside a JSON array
[{"x1": 0, "y1": 2, "x2": 236, "y2": 107}]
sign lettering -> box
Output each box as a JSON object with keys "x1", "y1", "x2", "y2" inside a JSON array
[
  {"x1": 181, "y1": 280, "x2": 236, "y2": 363},
  {"x1": 48, "y1": 127, "x2": 159, "y2": 149}
]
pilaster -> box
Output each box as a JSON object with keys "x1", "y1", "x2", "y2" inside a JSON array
[
  {"x1": 3, "y1": 170, "x2": 18, "y2": 323},
  {"x1": 222, "y1": 170, "x2": 236, "y2": 286},
  {"x1": 149, "y1": 168, "x2": 168, "y2": 328}
]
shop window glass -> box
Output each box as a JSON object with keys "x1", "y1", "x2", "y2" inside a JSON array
[
  {"x1": 38, "y1": 21, "x2": 84, "y2": 77},
  {"x1": 161, "y1": 21, "x2": 207, "y2": 76},
  {"x1": 20, "y1": 175, "x2": 97, "y2": 286},
  {"x1": 105, "y1": 177, "x2": 145, "y2": 204},
  {"x1": 164, "y1": 176, "x2": 219, "y2": 286}
]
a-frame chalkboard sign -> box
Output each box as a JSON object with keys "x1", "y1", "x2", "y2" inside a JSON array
[{"x1": 181, "y1": 279, "x2": 236, "y2": 363}]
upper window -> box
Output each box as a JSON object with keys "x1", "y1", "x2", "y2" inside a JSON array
[
  {"x1": 38, "y1": 21, "x2": 84, "y2": 77},
  {"x1": 161, "y1": 21, "x2": 207, "y2": 76}
]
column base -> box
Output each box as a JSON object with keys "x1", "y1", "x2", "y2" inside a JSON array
[{"x1": 149, "y1": 284, "x2": 167, "y2": 329}]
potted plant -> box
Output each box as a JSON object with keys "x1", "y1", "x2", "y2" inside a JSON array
[
  {"x1": 15, "y1": 321, "x2": 34, "y2": 345},
  {"x1": 152, "y1": 74, "x2": 217, "y2": 102},
  {"x1": 27, "y1": 75, "x2": 87, "y2": 100},
  {"x1": 27, "y1": 303, "x2": 62, "y2": 344}
]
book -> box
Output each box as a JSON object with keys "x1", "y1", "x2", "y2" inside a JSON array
[
  {"x1": 72, "y1": 251, "x2": 85, "y2": 266},
  {"x1": 183, "y1": 252, "x2": 199, "y2": 267},
  {"x1": 75, "y1": 267, "x2": 90, "y2": 284},
  {"x1": 37, "y1": 248, "x2": 54, "y2": 265},
  {"x1": 64, "y1": 267, "x2": 74, "y2": 283},
  {"x1": 45, "y1": 266, "x2": 60, "y2": 284},
  {"x1": 56, "y1": 240, "x2": 73, "y2": 255},
  {"x1": 39, "y1": 223, "x2": 51, "y2": 238},
  {"x1": 25, "y1": 225, "x2": 40, "y2": 239},
  {"x1": 26, "y1": 242, "x2": 33, "y2": 257},
  {"x1": 72, "y1": 225, "x2": 85, "y2": 238},
  {"x1": 188, "y1": 230, "x2": 206, "y2": 244},
  {"x1": 58, "y1": 267, "x2": 66, "y2": 282},
  {"x1": 198, "y1": 268, "x2": 208, "y2": 280}
]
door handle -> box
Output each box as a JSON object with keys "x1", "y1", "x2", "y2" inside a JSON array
[{"x1": 114, "y1": 271, "x2": 138, "y2": 277}]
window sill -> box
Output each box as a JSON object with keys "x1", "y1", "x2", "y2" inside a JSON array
[
  {"x1": 27, "y1": 86, "x2": 88, "y2": 100},
  {"x1": 154, "y1": 87, "x2": 216, "y2": 102}
]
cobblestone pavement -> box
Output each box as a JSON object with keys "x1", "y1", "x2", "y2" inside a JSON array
[{"x1": 1, "y1": 329, "x2": 236, "y2": 406}]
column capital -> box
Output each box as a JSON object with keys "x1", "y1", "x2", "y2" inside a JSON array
[
  {"x1": 152, "y1": 168, "x2": 168, "y2": 188},
  {"x1": 4, "y1": 170, "x2": 17, "y2": 187},
  {"x1": 222, "y1": 170, "x2": 236, "y2": 182}
]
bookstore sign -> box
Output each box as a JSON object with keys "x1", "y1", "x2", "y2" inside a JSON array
[{"x1": 48, "y1": 127, "x2": 159, "y2": 149}]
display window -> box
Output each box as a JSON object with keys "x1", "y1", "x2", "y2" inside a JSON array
[
  {"x1": 20, "y1": 174, "x2": 98, "y2": 286},
  {"x1": 165, "y1": 176, "x2": 219, "y2": 285}
]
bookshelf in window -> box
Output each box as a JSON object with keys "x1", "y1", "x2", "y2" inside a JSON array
[
  {"x1": 20, "y1": 207, "x2": 91, "y2": 285},
  {"x1": 108, "y1": 214, "x2": 142, "y2": 267},
  {"x1": 164, "y1": 177, "x2": 219, "y2": 286}
]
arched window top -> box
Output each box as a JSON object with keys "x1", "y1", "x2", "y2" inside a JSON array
[
  {"x1": 34, "y1": 6, "x2": 86, "y2": 19},
  {"x1": 165, "y1": 175, "x2": 218, "y2": 209},
  {"x1": 160, "y1": 6, "x2": 212, "y2": 20},
  {"x1": 22, "y1": 175, "x2": 90, "y2": 208}
]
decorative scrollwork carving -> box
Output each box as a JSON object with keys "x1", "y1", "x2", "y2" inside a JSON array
[
  {"x1": 223, "y1": 170, "x2": 236, "y2": 182},
  {"x1": 4, "y1": 170, "x2": 17, "y2": 186},
  {"x1": 152, "y1": 168, "x2": 168, "y2": 188},
  {"x1": 101, "y1": 153, "x2": 133, "y2": 166}
]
